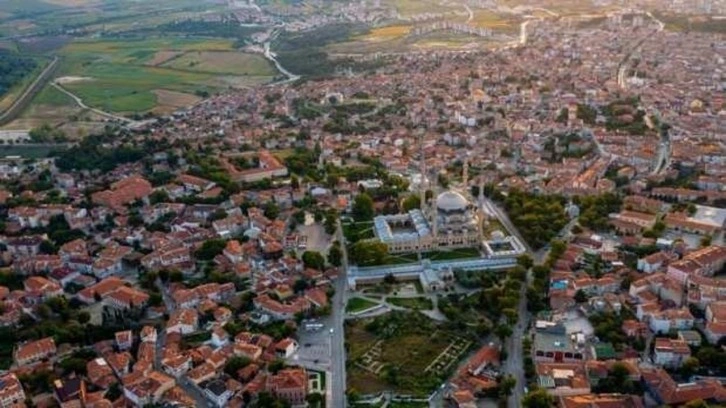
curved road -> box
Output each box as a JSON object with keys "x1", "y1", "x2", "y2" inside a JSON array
[
  {"x1": 264, "y1": 38, "x2": 301, "y2": 86},
  {"x1": 51, "y1": 82, "x2": 137, "y2": 124}
]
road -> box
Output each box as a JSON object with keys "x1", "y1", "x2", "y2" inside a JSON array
[
  {"x1": 154, "y1": 279, "x2": 209, "y2": 407},
  {"x1": 0, "y1": 56, "x2": 59, "y2": 126},
  {"x1": 463, "y1": 4, "x2": 473, "y2": 23},
  {"x1": 481, "y1": 196, "x2": 530, "y2": 408},
  {"x1": 327, "y1": 218, "x2": 349, "y2": 408},
  {"x1": 504, "y1": 272, "x2": 529, "y2": 408},
  {"x1": 263, "y1": 38, "x2": 301, "y2": 85},
  {"x1": 481, "y1": 196, "x2": 532, "y2": 254},
  {"x1": 616, "y1": 11, "x2": 665, "y2": 89},
  {"x1": 482, "y1": 196, "x2": 580, "y2": 407}
]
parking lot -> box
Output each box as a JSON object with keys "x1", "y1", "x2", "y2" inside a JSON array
[{"x1": 290, "y1": 319, "x2": 333, "y2": 369}]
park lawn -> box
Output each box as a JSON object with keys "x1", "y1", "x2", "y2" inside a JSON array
[
  {"x1": 388, "y1": 297, "x2": 433, "y2": 310},
  {"x1": 162, "y1": 51, "x2": 276, "y2": 76},
  {"x1": 382, "y1": 253, "x2": 419, "y2": 265},
  {"x1": 346, "y1": 297, "x2": 378, "y2": 313}
]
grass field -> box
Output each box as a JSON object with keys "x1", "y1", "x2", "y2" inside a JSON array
[
  {"x1": 346, "y1": 297, "x2": 379, "y2": 313},
  {"x1": 469, "y1": 10, "x2": 521, "y2": 34},
  {"x1": 161, "y1": 51, "x2": 276, "y2": 76},
  {"x1": 51, "y1": 38, "x2": 277, "y2": 114},
  {"x1": 383, "y1": 0, "x2": 450, "y2": 17},
  {"x1": 363, "y1": 25, "x2": 413, "y2": 42},
  {"x1": 33, "y1": 85, "x2": 75, "y2": 106}
]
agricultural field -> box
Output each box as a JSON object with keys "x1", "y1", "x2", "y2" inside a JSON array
[
  {"x1": 469, "y1": 10, "x2": 522, "y2": 34},
  {"x1": 42, "y1": 38, "x2": 277, "y2": 114},
  {"x1": 382, "y1": 0, "x2": 451, "y2": 18},
  {"x1": 346, "y1": 311, "x2": 473, "y2": 396},
  {"x1": 0, "y1": 0, "x2": 221, "y2": 37},
  {"x1": 161, "y1": 51, "x2": 276, "y2": 77}
]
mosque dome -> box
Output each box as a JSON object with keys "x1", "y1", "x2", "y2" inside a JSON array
[{"x1": 436, "y1": 191, "x2": 469, "y2": 213}]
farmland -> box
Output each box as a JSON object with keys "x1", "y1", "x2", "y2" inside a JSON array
[
  {"x1": 0, "y1": 0, "x2": 222, "y2": 37},
  {"x1": 161, "y1": 51, "x2": 276, "y2": 77},
  {"x1": 29, "y1": 38, "x2": 277, "y2": 115}
]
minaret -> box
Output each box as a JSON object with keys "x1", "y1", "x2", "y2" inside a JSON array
[
  {"x1": 462, "y1": 156, "x2": 469, "y2": 190},
  {"x1": 419, "y1": 131, "x2": 427, "y2": 211},
  {"x1": 478, "y1": 177, "x2": 485, "y2": 202}
]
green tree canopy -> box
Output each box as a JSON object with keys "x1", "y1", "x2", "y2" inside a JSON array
[
  {"x1": 352, "y1": 193, "x2": 375, "y2": 222},
  {"x1": 302, "y1": 251, "x2": 325, "y2": 270}
]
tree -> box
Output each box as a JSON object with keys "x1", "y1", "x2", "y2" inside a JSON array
[
  {"x1": 352, "y1": 193, "x2": 374, "y2": 222},
  {"x1": 293, "y1": 279, "x2": 309, "y2": 293},
  {"x1": 349, "y1": 241, "x2": 387, "y2": 266},
  {"x1": 148, "y1": 190, "x2": 170, "y2": 205},
  {"x1": 302, "y1": 251, "x2": 325, "y2": 270},
  {"x1": 327, "y1": 243, "x2": 343, "y2": 267},
  {"x1": 224, "y1": 356, "x2": 251, "y2": 378},
  {"x1": 148, "y1": 293, "x2": 163, "y2": 307},
  {"x1": 499, "y1": 375, "x2": 516, "y2": 397},
  {"x1": 324, "y1": 211, "x2": 338, "y2": 235},
  {"x1": 264, "y1": 201, "x2": 280, "y2": 220},
  {"x1": 268, "y1": 359, "x2": 286, "y2": 374},
  {"x1": 517, "y1": 254, "x2": 533, "y2": 270},
  {"x1": 78, "y1": 311, "x2": 91, "y2": 324},
  {"x1": 522, "y1": 388, "x2": 555, "y2": 408},
  {"x1": 684, "y1": 400, "x2": 709, "y2": 408},
  {"x1": 700, "y1": 235, "x2": 712, "y2": 247},
  {"x1": 574, "y1": 289, "x2": 588, "y2": 303},
  {"x1": 383, "y1": 273, "x2": 397, "y2": 285},
  {"x1": 401, "y1": 195, "x2": 421, "y2": 212},
  {"x1": 106, "y1": 382, "x2": 122, "y2": 401},
  {"x1": 681, "y1": 357, "x2": 700, "y2": 378},
  {"x1": 495, "y1": 324, "x2": 513, "y2": 342},
  {"x1": 195, "y1": 239, "x2": 227, "y2": 260},
  {"x1": 306, "y1": 392, "x2": 324, "y2": 407},
  {"x1": 39, "y1": 240, "x2": 56, "y2": 255}
]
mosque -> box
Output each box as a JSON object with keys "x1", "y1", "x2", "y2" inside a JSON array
[{"x1": 373, "y1": 158, "x2": 487, "y2": 254}]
